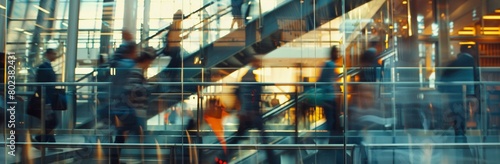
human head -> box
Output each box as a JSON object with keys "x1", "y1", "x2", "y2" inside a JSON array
[
  {"x1": 460, "y1": 44, "x2": 477, "y2": 57},
  {"x1": 250, "y1": 56, "x2": 262, "y2": 69},
  {"x1": 116, "y1": 41, "x2": 137, "y2": 59},
  {"x1": 330, "y1": 46, "x2": 339, "y2": 61},
  {"x1": 44, "y1": 48, "x2": 59, "y2": 62},
  {"x1": 360, "y1": 48, "x2": 377, "y2": 66},
  {"x1": 135, "y1": 47, "x2": 157, "y2": 69},
  {"x1": 174, "y1": 10, "x2": 184, "y2": 20}
]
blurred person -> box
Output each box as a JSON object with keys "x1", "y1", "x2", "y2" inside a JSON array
[
  {"x1": 31, "y1": 49, "x2": 61, "y2": 143},
  {"x1": 230, "y1": 0, "x2": 244, "y2": 29},
  {"x1": 97, "y1": 30, "x2": 138, "y2": 122},
  {"x1": 110, "y1": 47, "x2": 157, "y2": 164},
  {"x1": 439, "y1": 45, "x2": 479, "y2": 143},
  {"x1": 163, "y1": 10, "x2": 192, "y2": 85},
  {"x1": 204, "y1": 98, "x2": 230, "y2": 157},
  {"x1": 317, "y1": 46, "x2": 342, "y2": 138},
  {"x1": 217, "y1": 57, "x2": 277, "y2": 163},
  {"x1": 358, "y1": 46, "x2": 382, "y2": 83}
]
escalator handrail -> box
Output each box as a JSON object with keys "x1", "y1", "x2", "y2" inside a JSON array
[
  {"x1": 139, "y1": 1, "x2": 216, "y2": 44},
  {"x1": 73, "y1": 1, "x2": 219, "y2": 87},
  {"x1": 261, "y1": 48, "x2": 396, "y2": 120}
]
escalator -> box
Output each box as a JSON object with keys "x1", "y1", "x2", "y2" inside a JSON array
[
  {"x1": 205, "y1": 49, "x2": 396, "y2": 164},
  {"x1": 76, "y1": 0, "x2": 373, "y2": 129}
]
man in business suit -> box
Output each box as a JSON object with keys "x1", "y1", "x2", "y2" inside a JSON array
[{"x1": 33, "y1": 48, "x2": 60, "y2": 143}]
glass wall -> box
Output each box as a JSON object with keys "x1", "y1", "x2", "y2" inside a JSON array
[{"x1": 2, "y1": 0, "x2": 500, "y2": 163}]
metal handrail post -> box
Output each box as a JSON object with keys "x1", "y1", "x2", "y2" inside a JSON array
[{"x1": 40, "y1": 86, "x2": 46, "y2": 163}]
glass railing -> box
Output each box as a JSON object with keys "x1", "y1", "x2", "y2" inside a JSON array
[{"x1": 6, "y1": 77, "x2": 500, "y2": 163}]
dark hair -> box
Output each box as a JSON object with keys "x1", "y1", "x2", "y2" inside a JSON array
[
  {"x1": 135, "y1": 47, "x2": 156, "y2": 63},
  {"x1": 45, "y1": 48, "x2": 56, "y2": 55},
  {"x1": 460, "y1": 44, "x2": 476, "y2": 55},
  {"x1": 360, "y1": 48, "x2": 377, "y2": 64},
  {"x1": 330, "y1": 46, "x2": 339, "y2": 61}
]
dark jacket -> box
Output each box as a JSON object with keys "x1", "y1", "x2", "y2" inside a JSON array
[
  {"x1": 36, "y1": 61, "x2": 56, "y2": 104},
  {"x1": 317, "y1": 60, "x2": 337, "y2": 100},
  {"x1": 439, "y1": 53, "x2": 477, "y2": 97},
  {"x1": 239, "y1": 68, "x2": 262, "y2": 113}
]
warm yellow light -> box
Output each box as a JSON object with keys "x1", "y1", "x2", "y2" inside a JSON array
[
  {"x1": 459, "y1": 42, "x2": 476, "y2": 45},
  {"x1": 482, "y1": 27, "x2": 500, "y2": 31},
  {"x1": 483, "y1": 31, "x2": 500, "y2": 35},
  {"x1": 458, "y1": 31, "x2": 475, "y2": 35},
  {"x1": 402, "y1": 1, "x2": 408, "y2": 4},
  {"x1": 402, "y1": 25, "x2": 408, "y2": 29},
  {"x1": 483, "y1": 15, "x2": 500, "y2": 19},
  {"x1": 496, "y1": 9, "x2": 500, "y2": 13},
  {"x1": 463, "y1": 27, "x2": 475, "y2": 31}
]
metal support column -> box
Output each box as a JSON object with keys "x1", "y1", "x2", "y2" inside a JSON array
[
  {"x1": 141, "y1": 0, "x2": 150, "y2": 47},
  {"x1": 434, "y1": 0, "x2": 450, "y2": 68},
  {"x1": 99, "y1": 0, "x2": 115, "y2": 63},
  {"x1": 28, "y1": 0, "x2": 48, "y2": 69},
  {"x1": 123, "y1": 0, "x2": 138, "y2": 38},
  {"x1": 65, "y1": 0, "x2": 80, "y2": 129},
  {"x1": 44, "y1": 0, "x2": 57, "y2": 42}
]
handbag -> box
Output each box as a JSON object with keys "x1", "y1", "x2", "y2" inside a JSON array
[
  {"x1": 205, "y1": 98, "x2": 225, "y2": 119},
  {"x1": 50, "y1": 89, "x2": 67, "y2": 111},
  {"x1": 27, "y1": 92, "x2": 42, "y2": 118}
]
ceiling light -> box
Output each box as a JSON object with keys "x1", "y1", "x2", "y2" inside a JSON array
[
  {"x1": 402, "y1": 1, "x2": 408, "y2": 4},
  {"x1": 458, "y1": 31, "x2": 474, "y2": 35},
  {"x1": 483, "y1": 15, "x2": 500, "y2": 19},
  {"x1": 463, "y1": 27, "x2": 475, "y2": 31},
  {"x1": 14, "y1": 28, "x2": 24, "y2": 32},
  {"x1": 483, "y1": 31, "x2": 500, "y2": 35},
  {"x1": 496, "y1": 9, "x2": 500, "y2": 13},
  {"x1": 459, "y1": 42, "x2": 476, "y2": 45},
  {"x1": 33, "y1": 5, "x2": 50, "y2": 14},
  {"x1": 482, "y1": 27, "x2": 500, "y2": 31},
  {"x1": 0, "y1": 5, "x2": 6, "y2": 9},
  {"x1": 23, "y1": 31, "x2": 33, "y2": 35}
]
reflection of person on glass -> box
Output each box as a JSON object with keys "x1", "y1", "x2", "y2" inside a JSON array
[{"x1": 32, "y1": 49, "x2": 61, "y2": 143}]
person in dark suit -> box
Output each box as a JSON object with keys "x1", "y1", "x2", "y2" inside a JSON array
[
  {"x1": 439, "y1": 45, "x2": 479, "y2": 143},
  {"x1": 33, "y1": 48, "x2": 60, "y2": 143}
]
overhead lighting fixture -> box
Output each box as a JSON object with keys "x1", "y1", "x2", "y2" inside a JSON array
[
  {"x1": 0, "y1": 5, "x2": 6, "y2": 9},
  {"x1": 483, "y1": 31, "x2": 500, "y2": 35},
  {"x1": 483, "y1": 15, "x2": 500, "y2": 19},
  {"x1": 458, "y1": 31, "x2": 474, "y2": 35},
  {"x1": 463, "y1": 27, "x2": 475, "y2": 31},
  {"x1": 459, "y1": 41, "x2": 476, "y2": 45},
  {"x1": 62, "y1": 22, "x2": 68, "y2": 27},
  {"x1": 14, "y1": 28, "x2": 24, "y2": 32},
  {"x1": 482, "y1": 27, "x2": 500, "y2": 31},
  {"x1": 23, "y1": 31, "x2": 33, "y2": 35},
  {"x1": 496, "y1": 9, "x2": 500, "y2": 13},
  {"x1": 33, "y1": 5, "x2": 50, "y2": 14},
  {"x1": 402, "y1": 1, "x2": 408, "y2": 4}
]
